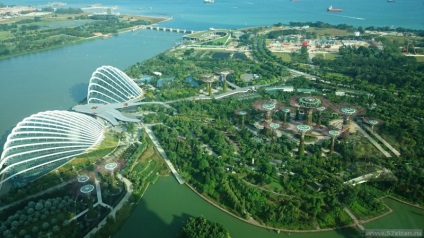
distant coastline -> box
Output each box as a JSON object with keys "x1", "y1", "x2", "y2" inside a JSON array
[{"x1": 0, "y1": 7, "x2": 170, "y2": 60}]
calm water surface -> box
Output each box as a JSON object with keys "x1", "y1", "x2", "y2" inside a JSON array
[
  {"x1": 115, "y1": 176, "x2": 361, "y2": 238},
  {"x1": 115, "y1": 176, "x2": 424, "y2": 238},
  {"x1": 3, "y1": 0, "x2": 424, "y2": 30},
  {"x1": 0, "y1": 31, "x2": 181, "y2": 148}
]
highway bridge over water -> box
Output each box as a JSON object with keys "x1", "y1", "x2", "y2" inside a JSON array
[{"x1": 144, "y1": 25, "x2": 197, "y2": 34}]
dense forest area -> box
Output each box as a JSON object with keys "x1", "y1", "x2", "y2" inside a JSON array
[
  {"x1": 178, "y1": 216, "x2": 231, "y2": 238},
  {"x1": 125, "y1": 25, "x2": 424, "y2": 230},
  {"x1": 260, "y1": 27, "x2": 424, "y2": 205},
  {"x1": 149, "y1": 94, "x2": 392, "y2": 229}
]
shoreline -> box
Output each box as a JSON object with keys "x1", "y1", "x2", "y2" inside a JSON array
[
  {"x1": 184, "y1": 182, "x2": 422, "y2": 234},
  {"x1": 184, "y1": 182, "x2": 352, "y2": 233},
  {"x1": 0, "y1": 15, "x2": 174, "y2": 61}
]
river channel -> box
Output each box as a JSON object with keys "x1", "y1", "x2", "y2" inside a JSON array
[{"x1": 115, "y1": 176, "x2": 424, "y2": 238}]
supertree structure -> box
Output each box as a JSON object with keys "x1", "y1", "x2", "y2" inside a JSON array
[
  {"x1": 235, "y1": 109, "x2": 249, "y2": 128},
  {"x1": 363, "y1": 117, "x2": 383, "y2": 131},
  {"x1": 201, "y1": 73, "x2": 216, "y2": 96},
  {"x1": 330, "y1": 104, "x2": 365, "y2": 137},
  {"x1": 253, "y1": 100, "x2": 281, "y2": 122},
  {"x1": 328, "y1": 130, "x2": 340, "y2": 154},
  {"x1": 316, "y1": 106, "x2": 326, "y2": 127},
  {"x1": 281, "y1": 108, "x2": 291, "y2": 126},
  {"x1": 290, "y1": 96, "x2": 330, "y2": 126},
  {"x1": 296, "y1": 124, "x2": 311, "y2": 156},
  {"x1": 105, "y1": 162, "x2": 119, "y2": 189},
  {"x1": 341, "y1": 107, "x2": 356, "y2": 126},
  {"x1": 219, "y1": 70, "x2": 231, "y2": 92},
  {"x1": 264, "y1": 120, "x2": 282, "y2": 142},
  {"x1": 105, "y1": 162, "x2": 117, "y2": 176}
]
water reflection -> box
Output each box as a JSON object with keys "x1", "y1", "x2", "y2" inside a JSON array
[{"x1": 69, "y1": 82, "x2": 89, "y2": 103}]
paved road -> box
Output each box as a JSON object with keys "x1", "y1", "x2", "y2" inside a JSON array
[
  {"x1": 84, "y1": 174, "x2": 133, "y2": 238},
  {"x1": 94, "y1": 172, "x2": 113, "y2": 210},
  {"x1": 355, "y1": 122, "x2": 392, "y2": 158},
  {"x1": 363, "y1": 124, "x2": 400, "y2": 157},
  {"x1": 344, "y1": 207, "x2": 365, "y2": 232}
]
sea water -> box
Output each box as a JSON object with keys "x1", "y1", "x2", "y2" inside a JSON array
[{"x1": 4, "y1": 0, "x2": 423, "y2": 30}]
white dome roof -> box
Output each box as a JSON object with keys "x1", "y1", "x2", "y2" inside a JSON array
[
  {"x1": 0, "y1": 111, "x2": 104, "y2": 185},
  {"x1": 87, "y1": 65, "x2": 143, "y2": 104}
]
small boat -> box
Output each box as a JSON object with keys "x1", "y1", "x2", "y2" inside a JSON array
[
  {"x1": 327, "y1": 5, "x2": 342, "y2": 12},
  {"x1": 387, "y1": 0, "x2": 395, "y2": 2},
  {"x1": 204, "y1": 0, "x2": 214, "y2": 3}
]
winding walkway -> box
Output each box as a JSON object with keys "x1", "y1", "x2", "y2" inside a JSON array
[
  {"x1": 84, "y1": 174, "x2": 133, "y2": 238},
  {"x1": 344, "y1": 207, "x2": 365, "y2": 232},
  {"x1": 143, "y1": 124, "x2": 185, "y2": 184}
]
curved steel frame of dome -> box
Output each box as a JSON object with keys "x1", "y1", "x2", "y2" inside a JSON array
[
  {"x1": 0, "y1": 111, "x2": 104, "y2": 185},
  {"x1": 87, "y1": 65, "x2": 143, "y2": 104}
]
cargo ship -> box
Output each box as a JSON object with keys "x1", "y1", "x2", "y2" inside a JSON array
[{"x1": 327, "y1": 5, "x2": 342, "y2": 12}]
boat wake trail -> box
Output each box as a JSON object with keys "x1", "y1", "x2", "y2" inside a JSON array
[
  {"x1": 286, "y1": 6, "x2": 365, "y2": 21},
  {"x1": 341, "y1": 15, "x2": 365, "y2": 20}
]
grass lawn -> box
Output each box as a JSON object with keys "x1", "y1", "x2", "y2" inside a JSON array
[
  {"x1": 210, "y1": 33, "x2": 230, "y2": 45},
  {"x1": 306, "y1": 27, "x2": 352, "y2": 36},
  {"x1": 0, "y1": 31, "x2": 14, "y2": 39},
  {"x1": 414, "y1": 56, "x2": 424, "y2": 63},
  {"x1": 274, "y1": 52, "x2": 292, "y2": 62},
  {"x1": 185, "y1": 30, "x2": 209, "y2": 38},
  {"x1": 313, "y1": 53, "x2": 338, "y2": 60}
]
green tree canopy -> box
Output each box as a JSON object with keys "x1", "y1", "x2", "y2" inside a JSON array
[{"x1": 178, "y1": 216, "x2": 231, "y2": 238}]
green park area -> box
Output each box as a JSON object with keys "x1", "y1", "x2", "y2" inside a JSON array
[
  {"x1": 0, "y1": 20, "x2": 423, "y2": 237},
  {"x1": 0, "y1": 7, "x2": 167, "y2": 59}
]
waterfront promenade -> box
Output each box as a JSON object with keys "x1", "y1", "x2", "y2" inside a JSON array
[{"x1": 143, "y1": 124, "x2": 185, "y2": 184}]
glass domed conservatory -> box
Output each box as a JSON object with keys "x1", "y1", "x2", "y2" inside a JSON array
[
  {"x1": 0, "y1": 111, "x2": 104, "y2": 186},
  {"x1": 87, "y1": 65, "x2": 144, "y2": 104}
]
